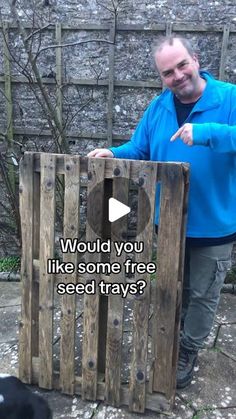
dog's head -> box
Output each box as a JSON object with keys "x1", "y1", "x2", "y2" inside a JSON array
[{"x1": 0, "y1": 375, "x2": 52, "y2": 419}]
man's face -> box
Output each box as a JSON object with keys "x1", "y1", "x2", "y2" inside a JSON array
[{"x1": 154, "y1": 39, "x2": 202, "y2": 102}]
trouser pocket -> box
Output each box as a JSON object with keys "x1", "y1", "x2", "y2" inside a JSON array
[{"x1": 206, "y1": 259, "x2": 232, "y2": 299}]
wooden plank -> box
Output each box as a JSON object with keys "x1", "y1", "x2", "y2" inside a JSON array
[
  {"x1": 162, "y1": 22, "x2": 173, "y2": 92},
  {"x1": 82, "y1": 158, "x2": 105, "y2": 400},
  {"x1": 166, "y1": 22, "x2": 173, "y2": 37},
  {"x1": 129, "y1": 161, "x2": 157, "y2": 413},
  {"x1": 1, "y1": 22, "x2": 233, "y2": 32},
  {"x1": 153, "y1": 164, "x2": 188, "y2": 399},
  {"x1": 115, "y1": 79, "x2": 161, "y2": 88},
  {"x1": 2, "y1": 74, "x2": 161, "y2": 88},
  {"x1": 117, "y1": 23, "x2": 227, "y2": 32},
  {"x1": 34, "y1": 153, "x2": 191, "y2": 184},
  {"x1": 10, "y1": 126, "x2": 131, "y2": 142},
  {"x1": 38, "y1": 153, "x2": 56, "y2": 389},
  {"x1": 32, "y1": 357, "x2": 170, "y2": 413},
  {"x1": 55, "y1": 23, "x2": 63, "y2": 147},
  {"x1": 105, "y1": 159, "x2": 130, "y2": 406},
  {"x1": 34, "y1": 153, "x2": 190, "y2": 184},
  {"x1": 2, "y1": 75, "x2": 161, "y2": 89},
  {"x1": 107, "y1": 23, "x2": 116, "y2": 146},
  {"x1": 3, "y1": 22, "x2": 13, "y2": 144},
  {"x1": 19, "y1": 153, "x2": 34, "y2": 383},
  {"x1": 32, "y1": 169, "x2": 40, "y2": 357},
  {"x1": 33, "y1": 259, "x2": 158, "y2": 292},
  {"x1": 3, "y1": 22, "x2": 15, "y2": 193},
  {"x1": 219, "y1": 23, "x2": 231, "y2": 80},
  {"x1": 169, "y1": 165, "x2": 189, "y2": 393},
  {"x1": 97, "y1": 178, "x2": 112, "y2": 374},
  {"x1": 60, "y1": 156, "x2": 80, "y2": 394}
]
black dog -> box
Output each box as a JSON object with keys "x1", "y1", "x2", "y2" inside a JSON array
[{"x1": 0, "y1": 375, "x2": 52, "y2": 419}]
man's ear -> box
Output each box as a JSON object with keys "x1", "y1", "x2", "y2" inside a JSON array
[{"x1": 193, "y1": 53, "x2": 200, "y2": 66}]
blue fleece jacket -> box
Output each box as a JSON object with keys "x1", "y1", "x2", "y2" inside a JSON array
[{"x1": 110, "y1": 72, "x2": 236, "y2": 238}]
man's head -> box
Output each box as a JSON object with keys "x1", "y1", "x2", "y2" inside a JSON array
[{"x1": 153, "y1": 36, "x2": 205, "y2": 103}]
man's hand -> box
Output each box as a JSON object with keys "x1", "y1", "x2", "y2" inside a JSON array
[
  {"x1": 170, "y1": 123, "x2": 193, "y2": 146},
  {"x1": 87, "y1": 148, "x2": 114, "y2": 158}
]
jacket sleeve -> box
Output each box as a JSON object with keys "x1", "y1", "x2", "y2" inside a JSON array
[
  {"x1": 193, "y1": 123, "x2": 236, "y2": 153},
  {"x1": 193, "y1": 86, "x2": 236, "y2": 153},
  {"x1": 109, "y1": 104, "x2": 153, "y2": 160}
]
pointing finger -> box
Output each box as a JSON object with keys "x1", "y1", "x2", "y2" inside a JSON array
[{"x1": 170, "y1": 126, "x2": 184, "y2": 142}]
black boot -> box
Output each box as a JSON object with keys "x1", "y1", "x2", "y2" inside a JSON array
[{"x1": 176, "y1": 345, "x2": 198, "y2": 389}]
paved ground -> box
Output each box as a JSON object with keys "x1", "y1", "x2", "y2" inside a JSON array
[{"x1": 0, "y1": 281, "x2": 235, "y2": 419}]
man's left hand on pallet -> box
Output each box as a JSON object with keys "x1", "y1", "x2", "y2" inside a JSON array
[
  {"x1": 87, "y1": 35, "x2": 236, "y2": 390},
  {"x1": 87, "y1": 149, "x2": 114, "y2": 158}
]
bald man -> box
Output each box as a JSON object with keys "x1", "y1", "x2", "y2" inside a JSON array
[{"x1": 88, "y1": 36, "x2": 236, "y2": 388}]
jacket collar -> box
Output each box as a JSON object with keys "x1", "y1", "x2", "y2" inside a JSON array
[{"x1": 160, "y1": 71, "x2": 222, "y2": 113}]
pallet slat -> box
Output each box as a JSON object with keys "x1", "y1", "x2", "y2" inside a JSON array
[
  {"x1": 153, "y1": 164, "x2": 187, "y2": 400},
  {"x1": 38, "y1": 154, "x2": 56, "y2": 389},
  {"x1": 60, "y1": 156, "x2": 81, "y2": 394},
  {"x1": 31, "y1": 357, "x2": 170, "y2": 413},
  {"x1": 129, "y1": 161, "x2": 157, "y2": 413},
  {"x1": 19, "y1": 153, "x2": 34, "y2": 382},
  {"x1": 32, "y1": 169, "x2": 40, "y2": 358},
  {"x1": 82, "y1": 158, "x2": 106, "y2": 400},
  {"x1": 105, "y1": 160, "x2": 130, "y2": 406}
]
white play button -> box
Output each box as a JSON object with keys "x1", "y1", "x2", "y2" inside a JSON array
[{"x1": 108, "y1": 198, "x2": 131, "y2": 222}]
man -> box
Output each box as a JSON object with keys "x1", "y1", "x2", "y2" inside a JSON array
[{"x1": 87, "y1": 36, "x2": 236, "y2": 388}]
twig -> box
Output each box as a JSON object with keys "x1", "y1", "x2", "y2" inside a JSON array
[{"x1": 34, "y1": 39, "x2": 113, "y2": 60}]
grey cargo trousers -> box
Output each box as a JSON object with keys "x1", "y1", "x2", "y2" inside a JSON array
[{"x1": 181, "y1": 242, "x2": 234, "y2": 351}]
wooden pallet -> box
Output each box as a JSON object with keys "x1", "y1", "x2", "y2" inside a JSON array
[{"x1": 19, "y1": 152, "x2": 189, "y2": 413}]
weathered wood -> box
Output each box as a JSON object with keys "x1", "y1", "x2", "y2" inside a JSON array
[
  {"x1": 19, "y1": 153, "x2": 189, "y2": 413},
  {"x1": 34, "y1": 153, "x2": 190, "y2": 184},
  {"x1": 170, "y1": 165, "x2": 189, "y2": 392},
  {"x1": 107, "y1": 23, "x2": 116, "y2": 146},
  {"x1": 60, "y1": 156, "x2": 80, "y2": 394},
  {"x1": 97, "y1": 178, "x2": 112, "y2": 374},
  {"x1": 10, "y1": 126, "x2": 130, "y2": 142},
  {"x1": 118, "y1": 22, "x2": 227, "y2": 32},
  {"x1": 129, "y1": 161, "x2": 157, "y2": 413},
  {"x1": 1, "y1": 22, "x2": 234, "y2": 32},
  {"x1": 33, "y1": 153, "x2": 159, "y2": 180},
  {"x1": 0, "y1": 75, "x2": 162, "y2": 89},
  {"x1": 55, "y1": 23, "x2": 63, "y2": 146},
  {"x1": 105, "y1": 159, "x2": 130, "y2": 406},
  {"x1": 3, "y1": 22, "x2": 15, "y2": 193},
  {"x1": 31, "y1": 357, "x2": 170, "y2": 413},
  {"x1": 38, "y1": 154, "x2": 56, "y2": 389},
  {"x1": 82, "y1": 158, "x2": 105, "y2": 400},
  {"x1": 32, "y1": 259, "x2": 158, "y2": 295},
  {"x1": 32, "y1": 169, "x2": 40, "y2": 357},
  {"x1": 161, "y1": 22, "x2": 173, "y2": 92},
  {"x1": 166, "y1": 22, "x2": 173, "y2": 37},
  {"x1": 3, "y1": 22, "x2": 13, "y2": 144},
  {"x1": 219, "y1": 23, "x2": 231, "y2": 80},
  {"x1": 153, "y1": 164, "x2": 187, "y2": 400},
  {"x1": 19, "y1": 153, "x2": 34, "y2": 383}
]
